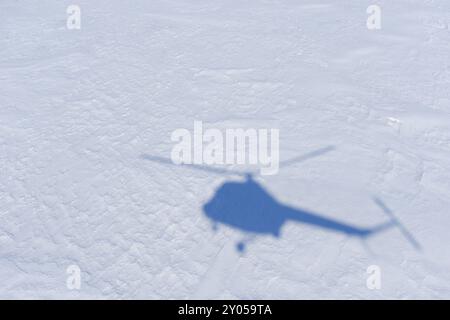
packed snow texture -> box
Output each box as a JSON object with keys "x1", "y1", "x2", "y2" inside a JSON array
[{"x1": 1, "y1": 0, "x2": 450, "y2": 299}]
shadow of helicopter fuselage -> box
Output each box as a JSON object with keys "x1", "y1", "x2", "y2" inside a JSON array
[{"x1": 203, "y1": 175, "x2": 389, "y2": 242}]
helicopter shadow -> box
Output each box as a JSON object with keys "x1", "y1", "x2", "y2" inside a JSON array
[
  {"x1": 142, "y1": 147, "x2": 421, "y2": 253},
  {"x1": 203, "y1": 175, "x2": 395, "y2": 252}
]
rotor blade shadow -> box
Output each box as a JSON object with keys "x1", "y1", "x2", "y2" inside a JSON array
[
  {"x1": 141, "y1": 154, "x2": 247, "y2": 177},
  {"x1": 280, "y1": 145, "x2": 336, "y2": 168}
]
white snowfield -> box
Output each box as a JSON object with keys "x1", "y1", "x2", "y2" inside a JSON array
[{"x1": 1, "y1": 0, "x2": 450, "y2": 299}]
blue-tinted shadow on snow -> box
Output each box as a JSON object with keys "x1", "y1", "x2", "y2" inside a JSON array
[
  {"x1": 141, "y1": 147, "x2": 421, "y2": 252},
  {"x1": 203, "y1": 175, "x2": 405, "y2": 252}
]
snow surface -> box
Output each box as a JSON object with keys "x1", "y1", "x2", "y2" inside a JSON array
[{"x1": 1, "y1": 0, "x2": 450, "y2": 299}]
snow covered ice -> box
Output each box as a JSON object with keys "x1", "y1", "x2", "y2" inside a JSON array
[{"x1": 1, "y1": 0, "x2": 450, "y2": 299}]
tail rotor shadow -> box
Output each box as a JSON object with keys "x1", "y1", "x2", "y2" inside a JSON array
[{"x1": 372, "y1": 197, "x2": 422, "y2": 251}]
